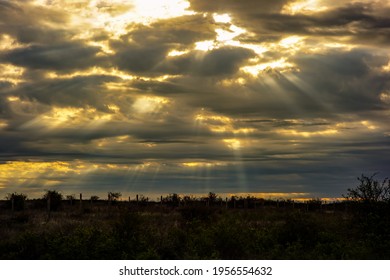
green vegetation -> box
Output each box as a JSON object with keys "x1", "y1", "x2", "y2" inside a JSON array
[{"x1": 0, "y1": 174, "x2": 389, "y2": 260}]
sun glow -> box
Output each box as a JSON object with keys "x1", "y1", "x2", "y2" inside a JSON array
[
  {"x1": 22, "y1": 106, "x2": 115, "y2": 130},
  {"x1": 45, "y1": 67, "x2": 137, "y2": 80},
  {"x1": 195, "y1": 23, "x2": 247, "y2": 51},
  {"x1": 182, "y1": 161, "x2": 225, "y2": 168},
  {"x1": 361, "y1": 120, "x2": 377, "y2": 130},
  {"x1": 0, "y1": 120, "x2": 7, "y2": 129},
  {"x1": 195, "y1": 113, "x2": 254, "y2": 135},
  {"x1": 0, "y1": 160, "x2": 154, "y2": 193},
  {"x1": 277, "y1": 128, "x2": 339, "y2": 138},
  {"x1": 215, "y1": 25, "x2": 246, "y2": 43},
  {"x1": 168, "y1": 49, "x2": 190, "y2": 57},
  {"x1": 279, "y1": 36, "x2": 304, "y2": 49},
  {"x1": 0, "y1": 64, "x2": 26, "y2": 85},
  {"x1": 132, "y1": 96, "x2": 170, "y2": 114},
  {"x1": 41, "y1": 0, "x2": 194, "y2": 42},
  {"x1": 130, "y1": 0, "x2": 193, "y2": 23},
  {"x1": 213, "y1": 13, "x2": 232, "y2": 24},
  {"x1": 380, "y1": 92, "x2": 390, "y2": 103},
  {"x1": 223, "y1": 139, "x2": 242, "y2": 150},
  {"x1": 0, "y1": 161, "x2": 74, "y2": 190},
  {"x1": 195, "y1": 40, "x2": 216, "y2": 51},
  {"x1": 282, "y1": 0, "x2": 327, "y2": 15},
  {"x1": 241, "y1": 59, "x2": 295, "y2": 76},
  {"x1": 0, "y1": 34, "x2": 27, "y2": 51}
]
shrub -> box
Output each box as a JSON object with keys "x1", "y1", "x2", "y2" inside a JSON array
[
  {"x1": 163, "y1": 193, "x2": 180, "y2": 207},
  {"x1": 5, "y1": 193, "x2": 27, "y2": 211},
  {"x1": 43, "y1": 190, "x2": 63, "y2": 211},
  {"x1": 108, "y1": 192, "x2": 122, "y2": 204}
]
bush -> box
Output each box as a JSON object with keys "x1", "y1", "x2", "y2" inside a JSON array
[
  {"x1": 43, "y1": 190, "x2": 63, "y2": 211},
  {"x1": 5, "y1": 193, "x2": 27, "y2": 211}
]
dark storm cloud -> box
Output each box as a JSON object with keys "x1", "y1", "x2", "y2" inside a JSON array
[
  {"x1": 142, "y1": 48, "x2": 390, "y2": 119},
  {"x1": 251, "y1": 3, "x2": 390, "y2": 45},
  {"x1": 113, "y1": 42, "x2": 254, "y2": 77},
  {"x1": 289, "y1": 49, "x2": 390, "y2": 111},
  {"x1": 1, "y1": 43, "x2": 103, "y2": 71},
  {"x1": 188, "y1": 0, "x2": 289, "y2": 14},
  {"x1": 127, "y1": 14, "x2": 216, "y2": 46},
  {"x1": 189, "y1": 0, "x2": 390, "y2": 46},
  {"x1": 113, "y1": 43, "x2": 169, "y2": 74},
  {"x1": 4, "y1": 75, "x2": 119, "y2": 109},
  {"x1": 158, "y1": 47, "x2": 255, "y2": 76},
  {"x1": 0, "y1": 0, "x2": 72, "y2": 44},
  {"x1": 0, "y1": 0, "x2": 389, "y2": 198},
  {"x1": 111, "y1": 14, "x2": 253, "y2": 76}
]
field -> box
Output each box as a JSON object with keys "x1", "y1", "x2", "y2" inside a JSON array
[{"x1": 1, "y1": 196, "x2": 389, "y2": 260}]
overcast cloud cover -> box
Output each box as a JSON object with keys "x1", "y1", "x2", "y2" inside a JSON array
[{"x1": 0, "y1": 0, "x2": 389, "y2": 199}]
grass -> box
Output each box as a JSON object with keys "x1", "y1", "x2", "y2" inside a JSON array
[{"x1": 0, "y1": 199, "x2": 389, "y2": 259}]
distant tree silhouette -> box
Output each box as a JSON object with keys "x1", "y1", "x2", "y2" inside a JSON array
[
  {"x1": 66, "y1": 194, "x2": 75, "y2": 205},
  {"x1": 108, "y1": 192, "x2": 122, "y2": 201},
  {"x1": 5, "y1": 192, "x2": 27, "y2": 211},
  {"x1": 207, "y1": 192, "x2": 217, "y2": 205},
  {"x1": 164, "y1": 193, "x2": 180, "y2": 207},
  {"x1": 43, "y1": 190, "x2": 63, "y2": 211},
  {"x1": 343, "y1": 173, "x2": 390, "y2": 204}
]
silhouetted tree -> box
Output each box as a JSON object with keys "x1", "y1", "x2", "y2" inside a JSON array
[
  {"x1": 43, "y1": 190, "x2": 63, "y2": 211},
  {"x1": 5, "y1": 192, "x2": 27, "y2": 211},
  {"x1": 66, "y1": 194, "x2": 75, "y2": 205},
  {"x1": 207, "y1": 192, "x2": 217, "y2": 205},
  {"x1": 343, "y1": 173, "x2": 390, "y2": 204},
  {"x1": 108, "y1": 192, "x2": 122, "y2": 201},
  {"x1": 164, "y1": 193, "x2": 180, "y2": 207}
]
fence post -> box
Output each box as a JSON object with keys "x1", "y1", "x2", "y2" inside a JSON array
[
  {"x1": 136, "y1": 194, "x2": 139, "y2": 206},
  {"x1": 47, "y1": 195, "x2": 51, "y2": 220},
  {"x1": 79, "y1": 193, "x2": 83, "y2": 211},
  {"x1": 11, "y1": 197, "x2": 15, "y2": 214}
]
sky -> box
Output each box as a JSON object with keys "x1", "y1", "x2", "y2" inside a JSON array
[{"x1": 0, "y1": 0, "x2": 389, "y2": 200}]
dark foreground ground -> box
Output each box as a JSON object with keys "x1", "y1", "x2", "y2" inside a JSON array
[{"x1": 0, "y1": 200, "x2": 389, "y2": 259}]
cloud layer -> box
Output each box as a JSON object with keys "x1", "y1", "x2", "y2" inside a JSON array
[{"x1": 0, "y1": 0, "x2": 389, "y2": 198}]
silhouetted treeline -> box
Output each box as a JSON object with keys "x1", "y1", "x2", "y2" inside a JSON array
[
  {"x1": 1, "y1": 174, "x2": 389, "y2": 259},
  {"x1": 0, "y1": 191, "x2": 363, "y2": 213}
]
